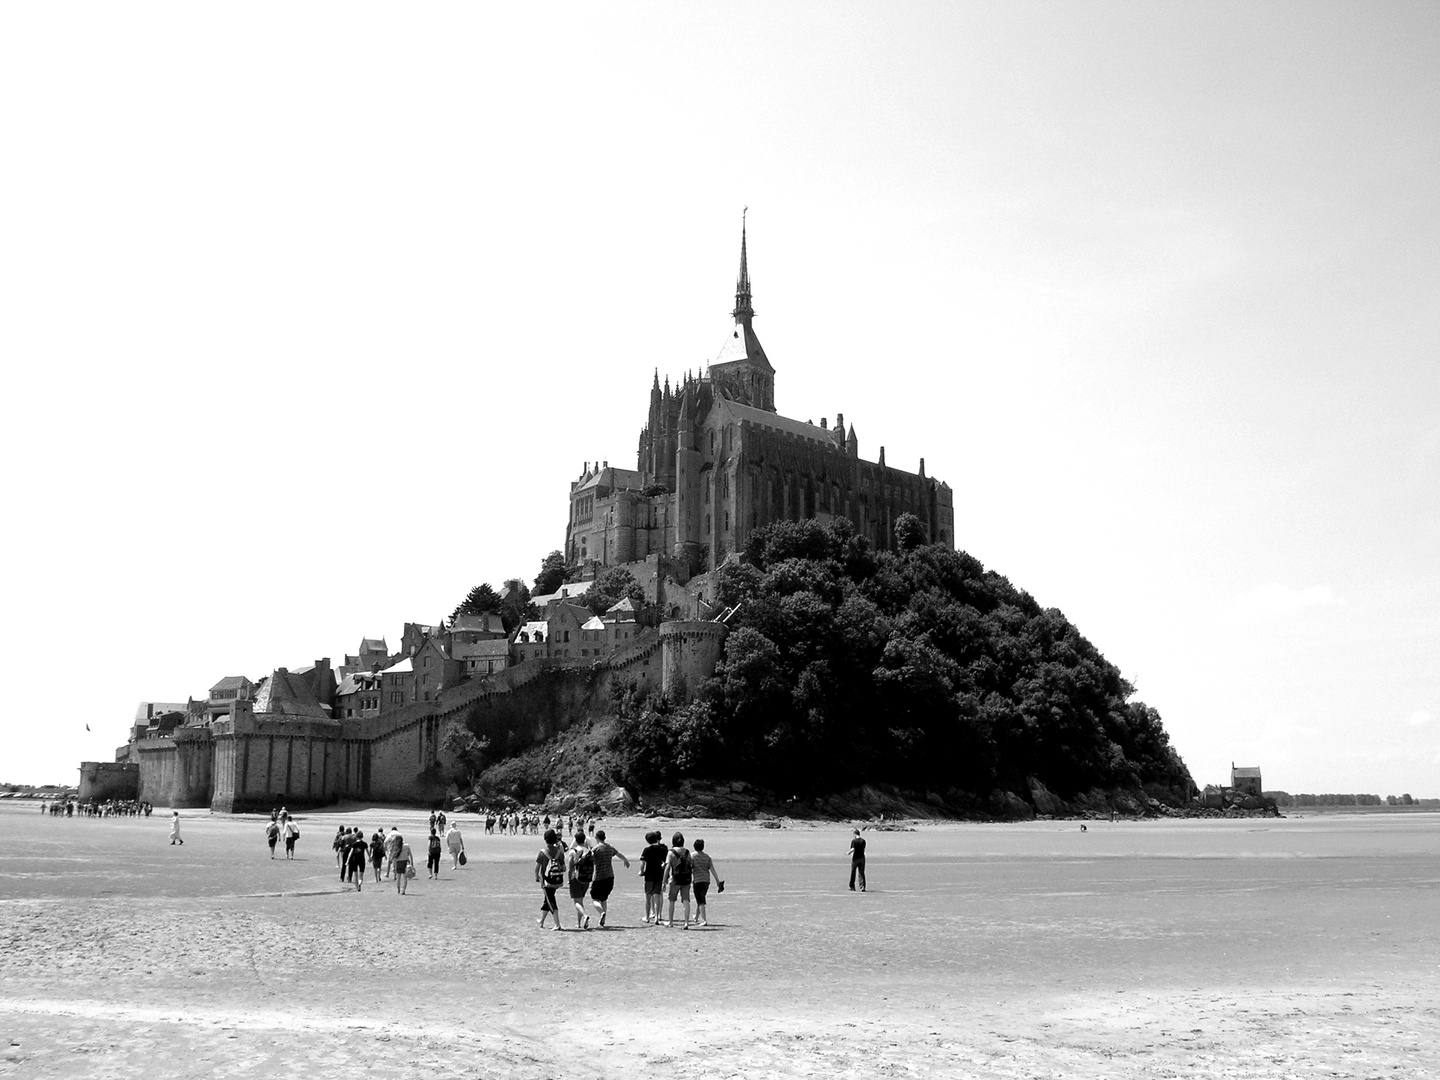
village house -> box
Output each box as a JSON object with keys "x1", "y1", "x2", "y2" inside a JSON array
[{"x1": 340, "y1": 638, "x2": 389, "y2": 678}]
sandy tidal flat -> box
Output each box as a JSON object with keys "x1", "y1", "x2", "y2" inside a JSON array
[{"x1": 1, "y1": 805, "x2": 1437, "y2": 1078}]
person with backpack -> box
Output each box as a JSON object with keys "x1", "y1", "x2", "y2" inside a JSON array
[
  {"x1": 535, "y1": 829, "x2": 566, "y2": 930},
  {"x1": 369, "y1": 830, "x2": 386, "y2": 883},
  {"x1": 344, "y1": 829, "x2": 368, "y2": 890},
  {"x1": 566, "y1": 831, "x2": 595, "y2": 930},
  {"x1": 663, "y1": 831, "x2": 694, "y2": 928},
  {"x1": 265, "y1": 819, "x2": 280, "y2": 859}
]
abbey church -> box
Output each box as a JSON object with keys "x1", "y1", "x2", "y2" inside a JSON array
[{"x1": 565, "y1": 222, "x2": 954, "y2": 575}]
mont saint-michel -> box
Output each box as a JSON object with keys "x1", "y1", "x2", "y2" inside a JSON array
[{"x1": 82, "y1": 223, "x2": 990, "y2": 815}]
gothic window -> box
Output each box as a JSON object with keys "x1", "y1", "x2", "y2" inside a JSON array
[{"x1": 724, "y1": 510, "x2": 730, "y2": 532}]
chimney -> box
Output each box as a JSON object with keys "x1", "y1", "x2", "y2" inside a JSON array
[{"x1": 820, "y1": 418, "x2": 828, "y2": 429}]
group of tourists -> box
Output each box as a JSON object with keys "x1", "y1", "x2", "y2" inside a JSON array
[
  {"x1": 263, "y1": 807, "x2": 301, "y2": 859},
  {"x1": 41, "y1": 798, "x2": 153, "y2": 818},
  {"x1": 535, "y1": 827, "x2": 722, "y2": 931},
  {"x1": 475, "y1": 809, "x2": 605, "y2": 838}
]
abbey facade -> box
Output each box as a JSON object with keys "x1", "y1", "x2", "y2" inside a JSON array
[{"x1": 565, "y1": 224, "x2": 954, "y2": 575}]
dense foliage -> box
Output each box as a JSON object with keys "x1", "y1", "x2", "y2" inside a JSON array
[
  {"x1": 534, "y1": 551, "x2": 571, "y2": 596},
  {"x1": 581, "y1": 567, "x2": 646, "y2": 617},
  {"x1": 616, "y1": 516, "x2": 1193, "y2": 802}
]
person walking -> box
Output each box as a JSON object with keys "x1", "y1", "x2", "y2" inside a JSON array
[
  {"x1": 282, "y1": 817, "x2": 299, "y2": 858},
  {"x1": 265, "y1": 819, "x2": 280, "y2": 858},
  {"x1": 663, "y1": 832, "x2": 694, "y2": 928},
  {"x1": 369, "y1": 830, "x2": 386, "y2": 883},
  {"x1": 168, "y1": 810, "x2": 183, "y2": 845},
  {"x1": 446, "y1": 822, "x2": 465, "y2": 870},
  {"x1": 566, "y1": 831, "x2": 594, "y2": 930},
  {"x1": 384, "y1": 827, "x2": 403, "y2": 880},
  {"x1": 394, "y1": 836, "x2": 415, "y2": 894},
  {"x1": 345, "y1": 830, "x2": 368, "y2": 890},
  {"x1": 640, "y1": 830, "x2": 668, "y2": 924},
  {"x1": 535, "y1": 829, "x2": 566, "y2": 930},
  {"x1": 426, "y1": 829, "x2": 442, "y2": 880},
  {"x1": 690, "y1": 837, "x2": 721, "y2": 927},
  {"x1": 848, "y1": 828, "x2": 867, "y2": 891},
  {"x1": 588, "y1": 829, "x2": 629, "y2": 927}
]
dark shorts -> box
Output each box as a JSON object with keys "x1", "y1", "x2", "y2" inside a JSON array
[
  {"x1": 394, "y1": 859, "x2": 409, "y2": 875},
  {"x1": 541, "y1": 886, "x2": 559, "y2": 912},
  {"x1": 590, "y1": 876, "x2": 615, "y2": 903},
  {"x1": 693, "y1": 882, "x2": 709, "y2": 904},
  {"x1": 569, "y1": 879, "x2": 591, "y2": 902},
  {"x1": 644, "y1": 879, "x2": 664, "y2": 896}
]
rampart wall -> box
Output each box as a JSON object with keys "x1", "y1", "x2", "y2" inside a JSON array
[
  {"x1": 78, "y1": 761, "x2": 139, "y2": 803},
  {"x1": 127, "y1": 618, "x2": 726, "y2": 812}
]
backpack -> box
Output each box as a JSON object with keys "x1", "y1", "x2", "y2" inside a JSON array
[
  {"x1": 573, "y1": 847, "x2": 595, "y2": 884},
  {"x1": 266, "y1": 823, "x2": 279, "y2": 840},
  {"x1": 543, "y1": 847, "x2": 565, "y2": 886},
  {"x1": 672, "y1": 848, "x2": 693, "y2": 886}
]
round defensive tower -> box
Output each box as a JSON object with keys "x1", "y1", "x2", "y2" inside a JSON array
[{"x1": 659, "y1": 620, "x2": 728, "y2": 701}]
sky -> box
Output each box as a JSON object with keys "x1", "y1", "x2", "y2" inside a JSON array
[{"x1": 2, "y1": 3, "x2": 1436, "y2": 796}]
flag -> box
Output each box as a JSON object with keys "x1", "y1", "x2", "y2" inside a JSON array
[{"x1": 85, "y1": 724, "x2": 90, "y2": 732}]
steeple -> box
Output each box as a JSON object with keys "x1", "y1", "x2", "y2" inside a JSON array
[{"x1": 731, "y1": 208, "x2": 754, "y2": 329}]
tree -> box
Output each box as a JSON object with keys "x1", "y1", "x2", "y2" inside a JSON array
[
  {"x1": 452, "y1": 583, "x2": 503, "y2": 621},
  {"x1": 581, "y1": 566, "x2": 646, "y2": 616},
  {"x1": 894, "y1": 512, "x2": 928, "y2": 552},
  {"x1": 498, "y1": 578, "x2": 533, "y2": 634},
  {"x1": 534, "y1": 551, "x2": 570, "y2": 596}
]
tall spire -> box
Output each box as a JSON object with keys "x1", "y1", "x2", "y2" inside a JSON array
[{"x1": 732, "y1": 207, "x2": 754, "y2": 328}]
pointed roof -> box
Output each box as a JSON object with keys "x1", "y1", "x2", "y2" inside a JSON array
[
  {"x1": 732, "y1": 207, "x2": 754, "y2": 325},
  {"x1": 252, "y1": 668, "x2": 330, "y2": 719}
]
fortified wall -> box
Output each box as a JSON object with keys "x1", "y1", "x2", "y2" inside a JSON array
[
  {"x1": 131, "y1": 619, "x2": 725, "y2": 812},
  {"x1": 77, "y1": 761, "x2": 139, "y2": 803}
]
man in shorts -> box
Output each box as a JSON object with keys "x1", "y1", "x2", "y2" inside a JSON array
[
  {"x1": 566, "y1": 831, "x2": 594, "y2": 930},
  {"x1": 639, "y1": 830, "x2": 668, "y2": 925},
  {"x1": 664, "y1": 831, "x2": 694, "y2": 929},
  {"x1": 587, "y1": 829, "x2": 630, "y2": 927}
]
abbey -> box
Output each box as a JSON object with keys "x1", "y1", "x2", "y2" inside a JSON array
[{"x1": 566, "y1": 223, "x2": 954, "y2": 574}]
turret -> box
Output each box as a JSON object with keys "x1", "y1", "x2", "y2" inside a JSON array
[{"x1": 674, "y1": 383, "x2": 704, "y2": 570}]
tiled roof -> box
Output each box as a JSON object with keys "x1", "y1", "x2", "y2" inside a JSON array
[
  {"x1": 469, "y1": 640, "x2": 511, "y2": 657},
  {"x1": 718, "y1": 397, "x2": 840, "y2": 445},
  {"x1": 359, "y1": 638, "x2": 388, "y2": 653},
  {"x1": 451, "y1": 613, "x2": 505, "y2": 634},
  {"x1": 711, "y1": 322, "x2": 773, "y2": 371},
  {"x1": 209, "y1": 675, "x2": 251, "y2": 694},
  {"x1": 253, "y1": 669, "x2": 329, "y2": 719}
]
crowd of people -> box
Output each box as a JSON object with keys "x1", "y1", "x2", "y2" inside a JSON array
[
  {"x1": 480, "y1": 809, "x2": 601, "y2": 837},
  {"x1": 41, "y1": 798, "x2": 153, "y2": 817}
]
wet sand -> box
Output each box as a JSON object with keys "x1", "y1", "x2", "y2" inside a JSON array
[{"x1": 2, "y1": 805, "x2": 1437, "y2": 1078}]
